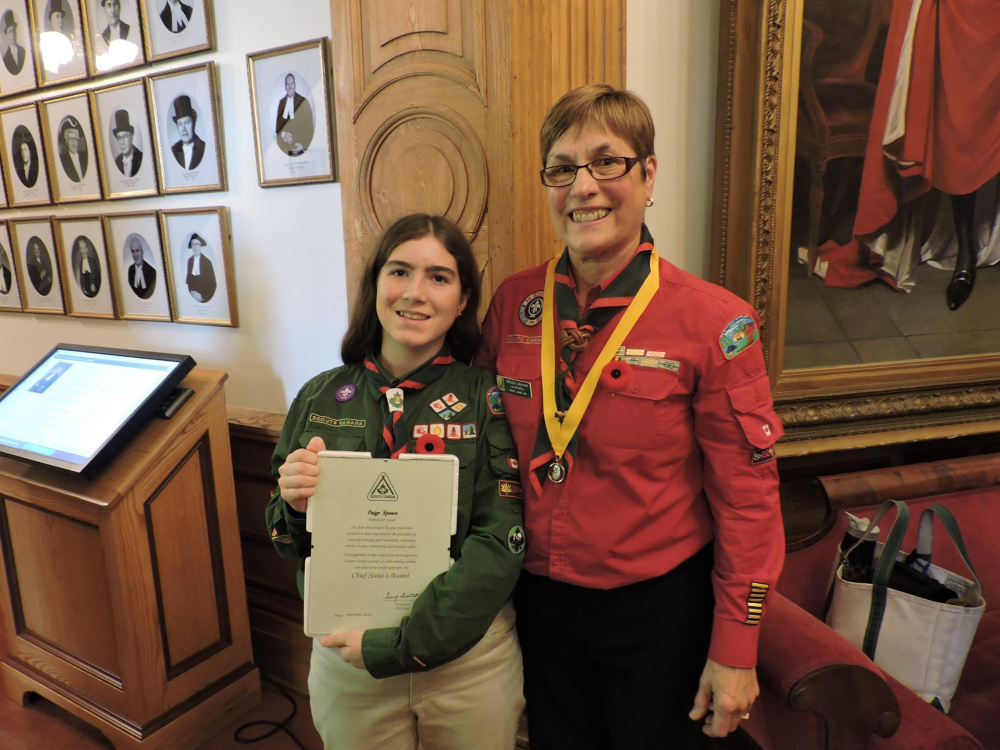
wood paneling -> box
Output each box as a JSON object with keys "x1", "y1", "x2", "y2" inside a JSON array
[{"x1": 330, "y1": 0, "x2": 624, "y2": 312}]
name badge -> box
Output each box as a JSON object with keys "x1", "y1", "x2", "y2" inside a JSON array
[{"x1": 496, "y1": 375, "x2": 533, "y2": 398}]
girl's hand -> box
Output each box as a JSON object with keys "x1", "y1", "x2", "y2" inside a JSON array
[
  {"x1": 322, "y1": 629, "x2": 366, "y2": 670},
  {"x1": 277, "y1": 435, "x2": 326, "y2": 513}
]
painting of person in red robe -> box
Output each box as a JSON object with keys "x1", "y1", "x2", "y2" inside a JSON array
[{"x1": 816, "y1": 0, "x2": 1000, "y2": 311}]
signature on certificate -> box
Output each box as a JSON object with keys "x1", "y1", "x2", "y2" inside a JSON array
[{"x1": 383, "y1": 592, "x2": 419, "y2": 601}]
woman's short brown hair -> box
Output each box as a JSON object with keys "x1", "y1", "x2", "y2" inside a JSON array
[
  {"x1": 539, "y1": 84, "x2": 655, "y2": 164},
  {"x1": 340, "y1": 214, "x2": 482, "y2": 365}
]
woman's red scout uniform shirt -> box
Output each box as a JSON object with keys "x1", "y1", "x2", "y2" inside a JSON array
[{"x1": 475, "y1": 252, "x2": 786, "y2": 668}]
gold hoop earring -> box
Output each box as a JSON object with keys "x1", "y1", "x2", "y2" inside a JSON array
[{"x1": 646, "y1": 197, "x2": 655, "y2": 207}]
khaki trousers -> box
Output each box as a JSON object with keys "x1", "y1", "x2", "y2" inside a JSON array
[{"x1": 308, "y1": 601, "x2": 524, "y2": 750}]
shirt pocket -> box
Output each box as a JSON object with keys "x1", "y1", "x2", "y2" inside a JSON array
[
  {"x1": 590, "y1": 367, "x2": 681, "y2": 449},
  {"x1": 495, "y1": 352, "x2": 541, "y2": 429},
  {"x1": 298, "y1": 430, "x2": 366, "y2": 453},
  {"x1": 726, "y1": 374, "x2": 784, "y2": 448}
]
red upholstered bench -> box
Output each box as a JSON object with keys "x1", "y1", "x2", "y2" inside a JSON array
[{"x1": 744, "y1": 455, "x2": 1000, "y2": 750}]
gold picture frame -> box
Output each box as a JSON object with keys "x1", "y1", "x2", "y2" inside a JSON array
[
  {"x1": 89, "y1": 76, "x2": 159, "y2": 199},
  {"x1": 145, "y1": 61, "x2": 225, "y2": 194},
  {"x1": 246, "y1": 37, "x2": 336, "y2": 188},
  {"x1": 159, "y1": 205, "x2": 236, "y2": 326},
  {"x1": 38, "y1": 91, "x2": 103, "y2": 203},
  {"x1": 54, "y1": 214, "x2": 116, "y2": 318},
  {"x1": 0, "y1": 101, "x2": 51, "y2": 206},
  {"x1": 0, "y1": 221, "x2": 24, "y2": 311},
  {"x1": 711, "y1": 0, "x2": 1000, "y2": 450},
  {"x1": 10, "y1": 216, "x2": 64, "y2": 314},
  {"x1": 104, "y1": 209, "x2": 170, "y2": 320},
  {"x1": 139, "y1": 0, "x2": 213, "y2": 64}
]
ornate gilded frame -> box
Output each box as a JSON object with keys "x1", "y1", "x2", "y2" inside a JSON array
[{"x1": 710, "y1": 0, "x2": 1000, "y2": 451}]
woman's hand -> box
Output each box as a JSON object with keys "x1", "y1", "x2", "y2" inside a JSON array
[
  {"x1": 321, "y1": 630, "x2": 366, "y2": 670},
  {"x1": 277, "y1": 435, "x2": 326, "y2": 513},
  {"x1": 689, "y1": 658, "x2": 758, "y2": 737}
]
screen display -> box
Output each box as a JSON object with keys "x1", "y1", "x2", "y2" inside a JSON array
[{"x1": 0, "y1": 345, "x2": 195, "y2": 478}]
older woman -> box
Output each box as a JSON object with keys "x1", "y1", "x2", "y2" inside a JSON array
[{"x1": 476, "y1": 85, "x2": 785, "y2": 747}]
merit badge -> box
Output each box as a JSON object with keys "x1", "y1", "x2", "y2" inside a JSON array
[
  {"x1": 518, "y1": 290, "x2": 544, "y2": 327},
  {"x1": 452, "y1": 402, "x2": 466, "y2": 413},
  {"x1": 547, "y1": 458, "x2": 566, "y2": 483},
  {"x1": 446, "y1": 424, "x2": 462, "y2": 440},
  {"x1": 745, "y1": 582, "x2": 769, "y2": 625},
  {"x1": 719, "y1": 315, "x2": 760, "y2": 360},
  {"x1": 415, "y1": 434, "x2": 445, "y2": 454},
  {"x1": 413, "y1": 424, "x2": 429, "y2": 438},
  {"x1": 462, "y1": 423, "x2": 477, "y2": 439},
  {"x1": 443, "y1": 393, "x2": 459, "y2": 406},
  {"x1": 439, "y1": 408, "x2": 457, "y2": 421},
  {"x1": 751, "y1": 446, "x2": 776, "y2": 465},
  {"x1": 386, "y1": 388, "x2": 404, "y2": 412},
  {"x1": 335, "y1": 384, "x2": 356, "y2": 402},
  {"x1": 429, "y1": 399, "x2": 446, "y2": 413},
  {"x1": 497, "y1": 375, "x2": 532, "y2": 398},
  {"x1": 429, "y1": 423, "x2": 445, "y2": 437},
  {"x1": 506, "y1": 525, "x2": 526, "y2": 555}
]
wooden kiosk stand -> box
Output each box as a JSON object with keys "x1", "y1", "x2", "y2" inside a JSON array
[{"x1": 0, "y1": 369, "x2": 261, "y2": 749}]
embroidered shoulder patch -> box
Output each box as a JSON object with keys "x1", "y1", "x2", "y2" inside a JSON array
[
  {"x1": 309, "y1": 414, "x2": 365, "y2": 429},
  {"x1": 518, "y1": 291, "x2": 544, "y2": 327},
  {"x1": 720, "y1": 315, "x2": 759, "y2": 360},
  {"x1": 487, "y1": 386, "x2": 505, "y2": 415},
  {"x1": 751, "y1": 446, "x2": 776, "y2": 465},
  {"x1": 498, "y1": 479, "x2": 523, "y2": 499},
  {"x1": 507, "y1": 525, "x2": 526, "y2": 555}
]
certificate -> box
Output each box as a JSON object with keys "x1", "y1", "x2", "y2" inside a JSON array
[{"x1": 303, "y1": 450, "x2": 458, "y2": 636}]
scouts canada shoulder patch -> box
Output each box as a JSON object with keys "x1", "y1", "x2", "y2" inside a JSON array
[
  {"x1": 487, "y1": 386, "x2": 505, "y2": 415},
  {"x1": 720, "y1": 315, "x2": 760, "y2": 360},
  {"x1": 518, "y1": 291, "x2": 544, "y2": 326}
]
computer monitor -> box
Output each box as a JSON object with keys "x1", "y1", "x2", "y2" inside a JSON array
[{"x1": 0, "y1": 344, "x2": 195, "y2": 479}]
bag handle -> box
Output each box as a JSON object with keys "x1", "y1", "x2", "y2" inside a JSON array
[
  {"x1": 860, "y1": 500, "x2": 909, "y2": 658},
  {"x1": 918, "y1": 503, "x2": 983, "y2": 596}
]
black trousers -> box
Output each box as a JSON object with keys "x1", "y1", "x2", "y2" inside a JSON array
[{"x1": 514, "y1": 544, "x2": 718, "y2": 750}]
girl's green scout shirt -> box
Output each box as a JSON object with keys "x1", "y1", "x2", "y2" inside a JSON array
[{"x1": 266, "y1": 362, "x2": 525, "y2": 679}]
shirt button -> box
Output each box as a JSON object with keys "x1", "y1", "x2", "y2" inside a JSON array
[{"x1": 611, "y1": 368, "x2": 621, "y2": 378}]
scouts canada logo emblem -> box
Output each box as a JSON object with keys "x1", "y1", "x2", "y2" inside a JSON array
[
  {"x1": 507, "y1": 525, "x2": 526, "y2": 555},
  {"x1": 518, "y1": 291, "x2": 544, "y2": 326}
]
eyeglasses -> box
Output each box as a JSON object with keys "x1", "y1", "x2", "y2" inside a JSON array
[{"x1": 539, "y1": 155, "x2": 645, "y2": 187}]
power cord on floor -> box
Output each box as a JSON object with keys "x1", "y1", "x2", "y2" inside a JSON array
[{"x1": 233, "y1": 673, "x2": 310, "y2": 749}]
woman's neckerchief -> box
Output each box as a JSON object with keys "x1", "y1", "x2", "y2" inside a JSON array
[
  {"x1": 363, "y1": 347, "x2": 456, "y2": 458},
  {"x1": 529, "y1": 224, "x2": 659, "y2": 491}
]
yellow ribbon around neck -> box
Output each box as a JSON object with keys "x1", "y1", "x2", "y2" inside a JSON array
[{"x1": 541, "y1": 250, "x2": 660, "y2": 460}]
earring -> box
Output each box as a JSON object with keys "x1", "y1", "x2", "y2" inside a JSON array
[
  {"x1": 646, "y1": 197, "x2": 655, "y2": 207},
  {"x1": 457, "y1": 308, "x2": 464, "y2": 317}
]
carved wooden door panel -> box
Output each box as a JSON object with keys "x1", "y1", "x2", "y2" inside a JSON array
[{"x1": 330, "y1": 0, "x2": 624, "y2": 311}]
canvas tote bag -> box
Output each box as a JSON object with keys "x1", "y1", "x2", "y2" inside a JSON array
[{"x1": 826, "y1": 500, "x2": 985, "y2": 713}]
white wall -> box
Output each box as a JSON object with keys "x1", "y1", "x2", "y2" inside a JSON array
[
  {"x1": 2, "y1": 0, "x2": 719, "y2": 412},
  {"x1": 1, "y1": 0, "x2": 349, "y2": 413},
  {"x1": 627, "y1": 0, "x2": 719, "y2": 279}
]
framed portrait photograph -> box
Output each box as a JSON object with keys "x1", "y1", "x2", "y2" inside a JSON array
[
  {"x1": 0, "y1": 102, "x2": 51, "y2": 206},
  {"x1": 39, "y1": 91, "x2": 102, "y2": 203},
  {"x1": 10, "y1": 217, "x2": 63, "y2": 314},
  {"x1": 247, "y1": 38, "x2": 336, "y2": 187},
  {"x1": 84, "y1": 0, "x2": 142, "y2": 73},
  {"x1": 90, "y1": 78, "x2": 159, "y2": 199},
  {"x1": 139, "y1": 0, "x2": 211, "y2": 63},
  {"x1": 30, "y1": 0, "x2": 88, "y2": 86},
  {"x1": 54, "y1": 215, "x2": 114, "y2": 318},
  {"x1": 160, "y1": 206, "x2": 235, "y2": 326},
  {"x1": 146, "y1": 61, "x2": 224, "y2": 194},
  {"x1": 0, "y1": 0, "x2": 38, "y2": 97},
  {"x1": 713, "y1": 0, "x2": 1000, "y2": 447},
  {"x1": 104, "y1": 210, "x2": 170, "y2": 320},
  {"x1": 0, "y1": 222, "x2": 23, "y2": 311}
]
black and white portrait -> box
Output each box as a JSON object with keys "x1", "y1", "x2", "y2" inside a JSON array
[
  {"x1": 35, "y1": 0, "x2": 86, "y2": 84},
  {"x1": 92, "y1": 80, "x2": 158, "y2": 198},
  {"x1": 274, "y1": 72, "x2": 314, "y2": 157},
  {"x1": 162, "y1": 207, "x2": 235, "y2": 325},
  {"x1": 25, "y1": 236, "x2": 53, "y2": 295},
  {"x1": 57, "y1": 115, "x2": 88, "y2": 182},
  {"x1": 110, "y1": 108, "x2": 142, "y2": 176},
  {"x1": 124, "y1": 232, "x2": 155, "y2": 299},
  {"x1": 140, "y1": 0, "x2": 212, "y2": 62},
  {"x1": 159, "y1": 0, "x2": 191, "y2": 32},
  {"x1": 11, "y1": 124, "x2": 37, "y2": 187},
  {"x1": 169, "y1": 93, "x2": 203, "y2": 169},
  {"x1": 88, "y1": 0, "x2": 141, "y2": 71},
  {"x1": 0, "y1": 243, "x2": 12, "y2": 294},
  {"x1": 1, "y1": 9, "x2": 25, "y2": 74},
  {"x1": 71, "y1": 234, "x2": 100, "y2": 297}
]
